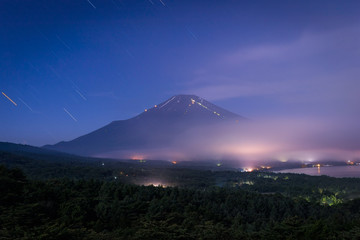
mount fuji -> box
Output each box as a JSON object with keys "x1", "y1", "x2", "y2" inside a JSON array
[{"x1": 44, "y1": 95, "x2": 246, "y2": 158}]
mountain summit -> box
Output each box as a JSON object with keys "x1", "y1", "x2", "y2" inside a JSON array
[
  {"x1": 134, "y1": 94, "x2": 242, "y2": 122},
  {"x1": 44, "y1": 95, "x2": 246, "y2": 158}
]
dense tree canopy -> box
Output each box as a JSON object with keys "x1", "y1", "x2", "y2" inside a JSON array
[{"x1": 1, "y1": 165, "x2": 360, "y2": 239}]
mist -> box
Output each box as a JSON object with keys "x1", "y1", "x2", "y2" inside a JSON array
[{"x1": 97, "y1": 116, "x2": 360, "y2": 167}]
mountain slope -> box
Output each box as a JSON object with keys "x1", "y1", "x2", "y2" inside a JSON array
[{"x1": 44, "y1": 95, "x2": 246, "y2": 157}]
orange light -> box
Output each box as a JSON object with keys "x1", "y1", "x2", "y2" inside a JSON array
[
  {"x1": 245, "y1": 168, "x2": 253, "y2": 172},
  {"x1": 154, "y1": 105, "x2": 157, "y2": 107},
  {"x1": 347, "y1": 160, "x2": 354, "y2": 165},
  {"x1": 172, "y1": 161, "x2": 177, "y2": 164},
  {"x1": 131, "y1": 155, "x2": 144, "y2": 161},
  {"x1": 144, "y1": 109, "x2": 147, "y2": 112}
]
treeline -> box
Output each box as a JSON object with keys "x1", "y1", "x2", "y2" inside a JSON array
[
  {"x1": 3, "y1": 151, "x2": 360, "y2": 205},
  {"x1": 1, "y1": 165, "x2": 360, "y2": 239}
]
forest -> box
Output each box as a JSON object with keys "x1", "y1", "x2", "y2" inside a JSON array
[{"x1": 1, "y1": 149, "x2": 360, "y2": 239}]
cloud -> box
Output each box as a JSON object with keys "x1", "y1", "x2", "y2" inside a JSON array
[
  {"x1": 185, "y1": 82, "x2": 292, "y2": 101},
  {"x1": 98, "y1": 117, "x2": 360, "y2": 165},
  {"x1": 173, "y1": 117, "x2": 360, "y2": 163},
  {"x1": 184, "y1": 25, "x2": 360, "y2": 109}
]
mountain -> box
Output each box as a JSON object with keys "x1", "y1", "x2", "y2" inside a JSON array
[
  {"x1": 0, "y1": 142, "x2": 66, "y2": 156},
  {"x1": 44, "y1": 95, "x2": 246, "y2": 158}
]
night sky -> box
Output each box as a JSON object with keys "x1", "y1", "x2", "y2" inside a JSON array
[{"x1": 1, "y1": 0, "x2": 360, "y2": 146}]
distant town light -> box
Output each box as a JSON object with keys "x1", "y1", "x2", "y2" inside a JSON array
[
  {"x1": 145, "y1": 181, "x2": 166, "y2": 187},
  {"x1": 132, "y1": 155, "x2": 144, "y2": 161},
  {"x1": 243, "y1": 167, "x2": 254, "y2": 172},
  {"x1": 347, "y1": 160, "x2": 355, "y2": 165}
]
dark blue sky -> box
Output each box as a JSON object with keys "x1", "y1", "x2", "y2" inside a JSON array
[{"x1": 1, "y1": 0, "x2": 360, "y2": 146}]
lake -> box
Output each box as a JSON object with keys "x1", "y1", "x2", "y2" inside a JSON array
[{"x1": 276, "y1": 165, "x2": 360, "y2": 178}]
